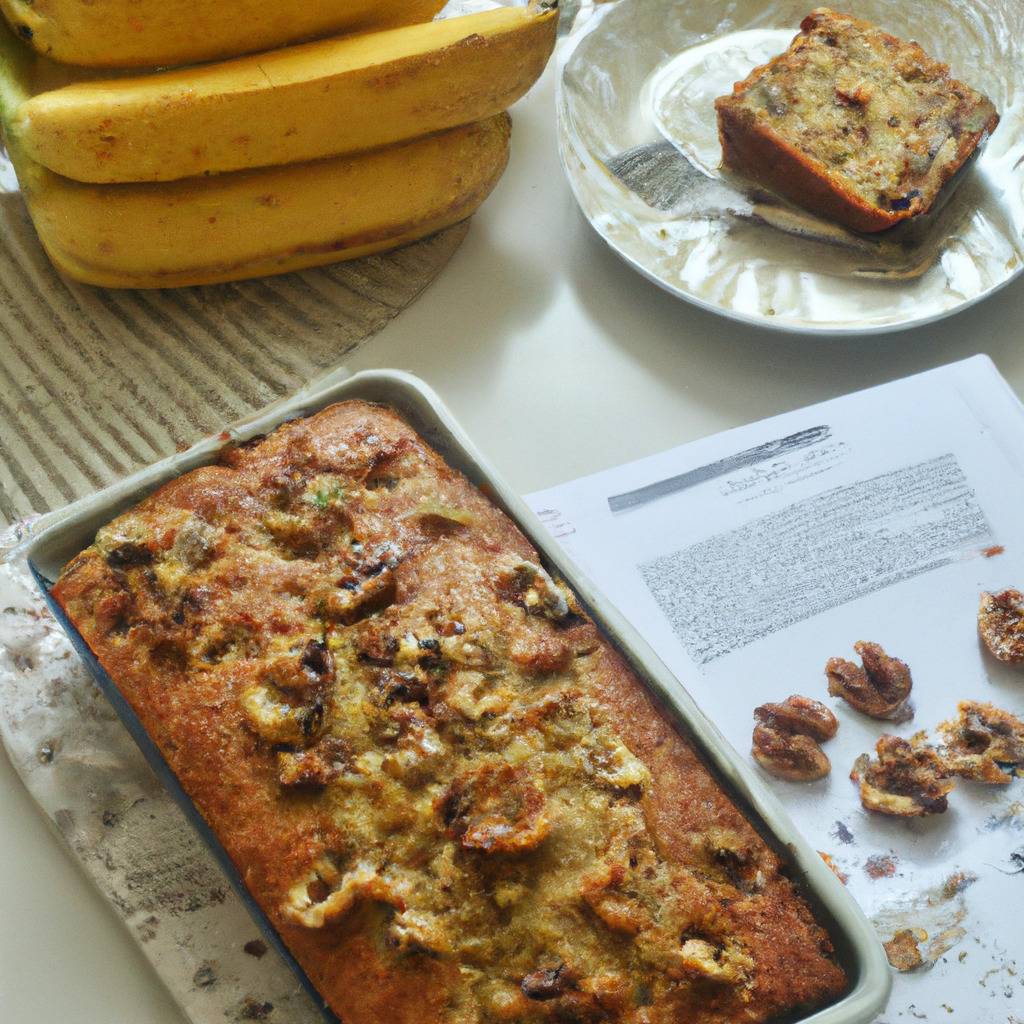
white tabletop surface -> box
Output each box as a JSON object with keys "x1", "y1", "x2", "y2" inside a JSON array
[{"x1": 2, "y1": 63, "x2": 1023, "y2": 1024}]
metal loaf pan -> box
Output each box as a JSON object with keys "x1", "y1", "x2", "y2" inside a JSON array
[{"x1": 25, "y1": 369, "x2": 892, "y2": 1024}]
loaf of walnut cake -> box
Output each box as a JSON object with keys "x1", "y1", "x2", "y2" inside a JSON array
[
  {"x1": 53, "y1": 401, "x2": 847, "y2": 1023},
  {"x1": 715, "y1": 8, "x2": 999, "y2": 232}
]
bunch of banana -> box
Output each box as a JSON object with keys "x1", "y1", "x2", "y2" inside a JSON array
[{"x1": 0, "y1": 1, "x2": 557, "y2": 287}]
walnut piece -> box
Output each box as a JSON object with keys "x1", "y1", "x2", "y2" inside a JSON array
[
  {"x1": 496, "y1": 560, "x2": 573, "y2": 621},
  {"x1": 978, "y1": 589, "x2": 1024, "y2": 664},
  {"x1": 240, "y1": 682, "x2": 324, "y2": 746},
  {"x1": 277, "y1": 736, "x2": 349, "y2": 789},
  {"x1": 579, "y1": 861, "x2": 651, "y2": 935},
  {"x1": 283, "y1": 860, "x2": 405, "y2": 929},
  {"x1": 826, "y1": 641, "x2": 913, "y2": 721},
  {"x1": 520, "y1": 964, "x2": 573, "y2": 1001},
  {"x1": 437, "y1": 763, "x2": 550, "y2": 853},
  {"x1": 938, "y1": 701, "x2": 1024, "y2": 784},
  {"x1": 851, "y1": 735, "x2": 954, "y2": 817},
  {"x1": 676, "y1": 938, "x2": 753, "y2": 985},
  {"x1": 751, "y1": 696, "x2": 837, "y2": 781}
]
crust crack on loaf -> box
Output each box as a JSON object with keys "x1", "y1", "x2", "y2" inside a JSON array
[
  {"x1": 53, "y1": 401, "x2": 847, "y2": 1023},
  {"x1": 715, "y1": 8, "x2": 1000, "y2": 233}
]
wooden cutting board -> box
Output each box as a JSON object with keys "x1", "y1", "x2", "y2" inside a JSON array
[{"x1": 0, "y1": 183, "x2": 469, "y2": 526}]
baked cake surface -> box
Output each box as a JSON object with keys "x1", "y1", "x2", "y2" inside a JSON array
[
  {"x1": 53, "y1": 401, "x2": 846, "y2": 1023},
  {"x1": 715, "y1": 8, "x2": 999, "y2": 232}
]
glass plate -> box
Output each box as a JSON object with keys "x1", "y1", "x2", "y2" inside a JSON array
[{"x1": 557, "y1": 0, "x2": 1024, "y2": 335}]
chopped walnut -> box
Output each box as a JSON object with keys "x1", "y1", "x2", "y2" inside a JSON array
[
  {"x1": 520, "y1": 963, "x2": 573, "y2": 1001},
  {"x1": 440, "y1": 670, "x2": 514, "y2": 721},
  {"x1": 283, "y1": 859, "x2": 406, "y2": 929},
  {"x1": 169, "y1": 515, "x2": 220, "y2": 569},
  {"x1": 240, "y1": 683, "x2": 324, "y2": 746},
  {"x1": 583, "y1": 730, "x2": 651, "y2": 790},
  {"x1": 676, "y1": 938, "x2": 753, "y2": 985},
  {"x1": 826, "y1": 641, "x2": 913, "y2": 721},
  {"x1": 978, "y1": 589, "x2": 1024, "y2": 664},
  {"x1": 277, "y1": 736, "x2": 349, "y2": 788},
  {"x1": 437, "y1": 762, "x2": 550, "y2": 853},
  {"x1": 386, "y1": 909, "x2": 452, "y2": 955},
  {"x1": 851, "y1": 735, "x2": 954, "y2": 817},
  {"x1": 319, "y1": 568, "x2": 396, "y2": 625},
  {"x1": 261, "y1": 639, "x2": 334, "y2": 696},
  {"x1": 938, "y1": 701, "x2": 1024, "y2": 784},
  {"x1": 380, "y1": 707, "x2": 445, "y2": 782},
  {"x1": 751, "y1": 696, "x2": 837, "y2": 781},
  {"x1": 497, "y1": 561, "x2": 573, "y2": 621},
  {"x1": 703, "y1": 828, "x2": 766, "y2": 893},
  {"x1": 579, "y1": 862, "x2": 651, "y2": 935}
]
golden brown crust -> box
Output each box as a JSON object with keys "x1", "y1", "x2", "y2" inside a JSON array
[
  {"x1": 715, "y1": 8, "x2": 999, "y2": 233},
  {"x1": 53, "y1": 401, "x2": 846, "y2": 1022}
]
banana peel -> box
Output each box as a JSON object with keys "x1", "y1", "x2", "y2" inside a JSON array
[
  {"x1": 7, "y1": 113, "x2": 511, "y2": 288},
  {"x1": 0, "y1": 0, "x2": 447, "y2": 69},
  {"x1": 7, "y1": 5, "x2": 557, "y2": 183}
]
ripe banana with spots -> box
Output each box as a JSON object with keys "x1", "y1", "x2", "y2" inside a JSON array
[
  {"x1": 7, "y1": 4, "x2": 558, "y2": 183},
  {"x1": 10, "y1": 114, "x2": 512, "y2": 288},
  {"x1": 0, "y1": 0, "x2": 448, "y2": 68},
  {"x1": 0, "y1": 3, "x2": 556, "y2": 286}
]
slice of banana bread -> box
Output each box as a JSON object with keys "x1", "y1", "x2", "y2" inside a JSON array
[{"x1": 715, "y1": 8, "x2": 999, "y2": 232}]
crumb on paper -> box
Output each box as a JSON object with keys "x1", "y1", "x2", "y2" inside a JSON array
[
  {"x1": 818, "y1": 851, "x2": 849, "y2": 884},
  {"x1": 1002, "y1": 848, "x2": 1024, "y2": 875},
  {"x1": 885, "y1": 928, "x2": 927, "y2": 971},
  {"x1": 238, "y1": 998, "x2": 275, "y2": 1020},
  {"x1": 982, "y1": 545, "x2": 1005, "y2": 558},
  {"x1": 244, "y1": 939, "x2": 269, "y2": 958},
  {"x1": 865, "y1": 853, "x2": 899, "y2": 879},
  {"x1": 984, "y1": 801, "x2": 1024, "y2": 832},
  {"x1": 193, "y1": 961, "x2": 218, "y2": 989},
  {"x1": 942, "y1": 871, "x2": 979, "y2": 898},
  {"x1": 831, "y1": 820, "x2": 854, "y2": 845}
]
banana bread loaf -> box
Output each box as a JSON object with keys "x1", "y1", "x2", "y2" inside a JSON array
[
  {"x1": 53, "y1": 401, "x2": 847, "y2": 1023},
  {"x1": 715, "y1": 8, "x2": 999, "y2": 232}
]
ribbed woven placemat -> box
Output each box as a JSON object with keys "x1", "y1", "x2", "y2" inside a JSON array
[{"x1": 0, "y1": 176, "x2": 468, "y2": 526}]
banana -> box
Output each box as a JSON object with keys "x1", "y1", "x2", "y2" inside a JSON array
[
  {"x1": 10, "y1": 113, "x2": 511, "y2": 288},
  {"x1": 7, "y1": 5, "x2": 556, "y2": 184},
  {"x1": 0, "y1": 0, "x2": 446, "y2": 69}
]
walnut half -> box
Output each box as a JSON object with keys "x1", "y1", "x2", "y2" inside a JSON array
[
  {"x1": 826, "y1": 641, "x2": 913, "y2": 721},
  {"x1": 978, "y1": 589, "x2": 1024, "y2": 664},
  {"x1": 751, "y1": 696, "x2": 837, "y2": 782},
  {"x1": 436, "y1": 762, "x2": 550, "y2": 854},
  {"x1": 851, "y1": 735, "x2": 954, "y2": 817}
]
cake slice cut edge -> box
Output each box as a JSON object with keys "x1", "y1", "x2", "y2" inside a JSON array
[{"x1": 714, "y1": 8, "x2": 1000, "y2": 233}]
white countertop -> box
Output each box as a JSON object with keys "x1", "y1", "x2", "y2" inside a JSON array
[{"x1": 2, "y1": 63, "x2": 1023, "y2": 1024}]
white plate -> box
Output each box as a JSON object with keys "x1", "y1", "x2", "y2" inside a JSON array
[{"x1": 557, "y1": 0, "x2": 1024, "y2": 336}]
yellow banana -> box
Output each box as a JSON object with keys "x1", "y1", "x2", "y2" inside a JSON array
[
  {"x1": 9, "y1": 5, "x2": 556, "y2": 183},
  {"x1": 0, "y1": 0, "x2": 446, "y2": 69},
  {"x1": 11, "y1": 114, "x2": 511, "y2": 288}
]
